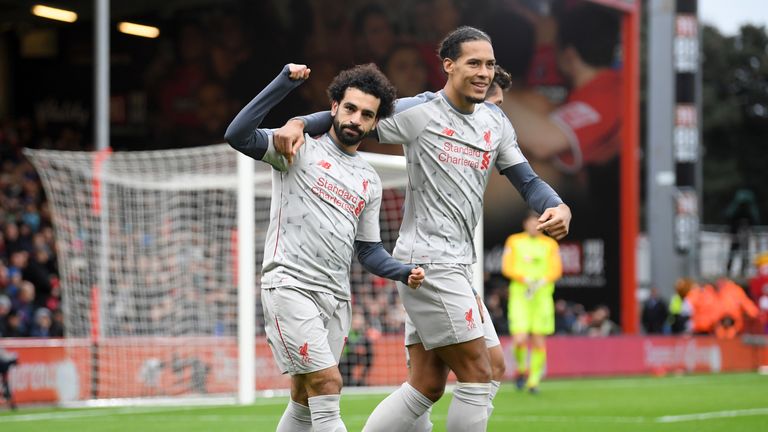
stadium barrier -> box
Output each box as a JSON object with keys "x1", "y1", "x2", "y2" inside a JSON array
[{"x1": 2, "y1": 334, "x2": 766, "y2": 405}]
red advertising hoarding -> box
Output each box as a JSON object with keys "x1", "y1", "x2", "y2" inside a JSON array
[{"x1": 2, "y1": 334, "x2": 764, "y2": 405}]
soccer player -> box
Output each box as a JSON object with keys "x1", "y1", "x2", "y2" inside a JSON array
[
  {"x1": 484, "y1": 64, "x2": 512, "y2": 107},
  {"x1": 502, "y1": 211, "x2": 562, "y2": 394},
  {"x1": 225, "y1": 63, "x2": 425, "y2": 432},
  {"x1": 407, "y1": 63, "x2": 514, "y2": 432},
  {"x1": 275, "y1": 27, "x2": 571, "y2": 431}
]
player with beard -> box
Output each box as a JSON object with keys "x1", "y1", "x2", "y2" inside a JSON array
[
  {"x1": 225, "y1": 63, "x2": 425, "y2": 432},
  {"x1": 274, "y1": 27, "x2": 571, "y2": 431}
]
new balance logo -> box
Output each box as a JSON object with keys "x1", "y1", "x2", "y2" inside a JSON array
[
  {"x1": 299, "y1": 342, "x2": 311, "y2": 364},
  {"x1": 318, "y1": 160, "x2": 332, "y2": 169},
  {"x1": 442, "y1": 127, "x2": 456, "y2": 137},
  {"x1": 465, "y1": 308, "x2": 477, "y2": 330}
]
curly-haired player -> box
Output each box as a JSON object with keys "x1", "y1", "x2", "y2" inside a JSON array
[{"x1": 225, "y1": 63, "x2": 424, "y2": 432}]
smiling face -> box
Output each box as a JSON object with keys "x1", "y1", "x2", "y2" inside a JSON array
[
  {"x1": 443, "y1": 40, "x2": 496, "y2": 111},
  {"x1": 330, "y1": 87, "x2": 381, "y2": 148}
]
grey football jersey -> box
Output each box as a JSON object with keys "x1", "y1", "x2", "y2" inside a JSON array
[
  {"x1": 376, "y1": 92, "x2": 526, "y2": 264},
  {"x1": 260, "y1": 133, "x2": 382, "y2": 300}
]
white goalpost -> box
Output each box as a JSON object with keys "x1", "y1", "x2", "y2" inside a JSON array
[{"x1": 24, "y1": 143, "x2": 484, "y2": 406}]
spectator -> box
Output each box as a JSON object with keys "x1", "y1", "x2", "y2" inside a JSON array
[
  {"x1": 338, "y1": 311, "x2": 373, "y2": 387},
  {"x1": 0, "y1": 347, "x2": 19, "y2": 410},
  {"x1": 668, "y1": 278, "x2": 694, "y2": 334},
  {"x1": 570, "y1": 303, "x2": 590, "y2": 335},
  {"x1": 758, "y1": 285, "x2": 768, "y2": 334},
  {"x1": 641, "y1": 287, "x2": 669, "y2": 334},
  {"x1": 3, "y1": 223, "x2": 25, "y2": 256},
  {"x1": 3, "y1": 309, "x2": 25, "y2": 337},
  {"x1": 49, "y1": 307, "x2": 64, "y2": 337},
  {"x1": 686, "y1": 279, "x2": 720, "y2": 335},
  {"x1": 485, "y1": 289, "x2": 509, "y2": 337},
  {"x1": 30, "y1": 307, "x2": 52, "y2": 337},
  {"x1": 554, "y1": 299, "x2": 575, "y2": 334},
  {"x1": 0, "y1": 295, "x2": 11, "y2": 336},
  {"x1": 12, "y1": 280, "x2": 36, "y2": 334},
  {"x1": 586, "y1": 305, "x2": 620, "y2": 336},
  {"x1": 724, "y1": 189, "x2": 760, "y2": 276},
  {"x1": 748, "y1": 252, "x2": 768, "y2": 302},
  {"x1": 712, "y1": 277, "x2": 759, "y2": 339}
]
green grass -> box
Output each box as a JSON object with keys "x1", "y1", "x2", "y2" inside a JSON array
[{"x1": 2, "y1": 373, "x2": 767, "y2": 431}]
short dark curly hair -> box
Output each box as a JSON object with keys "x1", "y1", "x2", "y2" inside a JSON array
[
  {"x1": 326, "y1": 63, "x2": 397, "y2": 119},
  {"x1": 493, "y1": 65, "x2": 512, "y2": 91}
]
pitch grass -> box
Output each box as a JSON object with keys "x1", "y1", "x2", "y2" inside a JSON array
[{"x1": 2, "y1": 373, "x2": 767, "y2": 431}]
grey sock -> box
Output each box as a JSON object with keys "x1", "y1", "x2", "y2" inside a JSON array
[
  {"x1": 488, "y1": 380, "x2": 501, "y2": 418},
  {"x1": 308, "y1": 394, "x2": 347, "y2": 432},
  {"x1": 276, "y1": 399, "x2": 312, "y2": 432},
  {"x1": 446, "y1": 382, "x2": 491, "y2": 432},
  {"x1": 363, "y1": 382, "x2": 433, "y2": 432}
]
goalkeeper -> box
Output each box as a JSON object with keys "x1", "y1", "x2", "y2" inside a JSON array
[
  {"x1": 225, "y1": 63, "x2": 424, "y2": 432},
  {"x1": 502, "y1": 210, "x2": 563, "y2": 394}
]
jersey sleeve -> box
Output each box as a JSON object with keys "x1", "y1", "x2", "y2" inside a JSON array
[
  {"x1": 225, "y1": 64, "x2": 303, "y2": 166},
  {"x1": 494, "y1": 110, "x2": 528, "y2": 171},
  {"x1": 355, "y1": 178, "x2": 382, "y2": 243},
  {"x1": 375, "y1": 93, "x2": 435, "y2": 145},
  {"x1": 257, "y1": 131, "x2": 292, "y2": 172}
]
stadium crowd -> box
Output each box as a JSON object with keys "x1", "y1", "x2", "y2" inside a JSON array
[
  {"x1": 0, "y1": 126, "x2": 63, "y2": 338},
  {"x1": 2, "y1": 0, "x2": 767, "y2": 342}
]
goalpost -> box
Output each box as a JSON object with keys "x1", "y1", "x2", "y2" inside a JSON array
[{"x1": 24, "y1": 144, "x2": 484, "y2": 405}]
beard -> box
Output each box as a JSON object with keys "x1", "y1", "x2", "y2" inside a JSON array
[
  {"x1": 465, "y1": 94, "x2": 486, "y2": 105},
  {"x1": 333, "y1": 116, "x2": 367, "y2": 146}
]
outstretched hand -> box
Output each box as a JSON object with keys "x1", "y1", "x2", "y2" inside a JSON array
[
  {"x1": 536, "y1": 203, "x2": 572, "y2": 240},
  {"x1": 407, "y1": 266, "x2": 425, "y2": 289}
]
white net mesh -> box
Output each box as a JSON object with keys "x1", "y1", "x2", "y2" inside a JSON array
[{"x1": 24, "y1": 144, "x2": 409, "y2": 400}]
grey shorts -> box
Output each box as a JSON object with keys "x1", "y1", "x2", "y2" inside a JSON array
[
  {"x1": 479, "y1": 300, "x2": 501, "y2": 348},
  {"x1": 262, "y1": 287, "x2": 351, "y2": 375},
  {"x1": 399, "y1": 263, "x2": 486, "y2": 350},
  {"x1": 404, "y1": 298, "x2": 500, "y2": 367}
]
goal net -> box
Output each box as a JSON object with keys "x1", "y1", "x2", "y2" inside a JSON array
[{"x1": 24, "y1": 144, "x2": 413, "y2": 404}]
